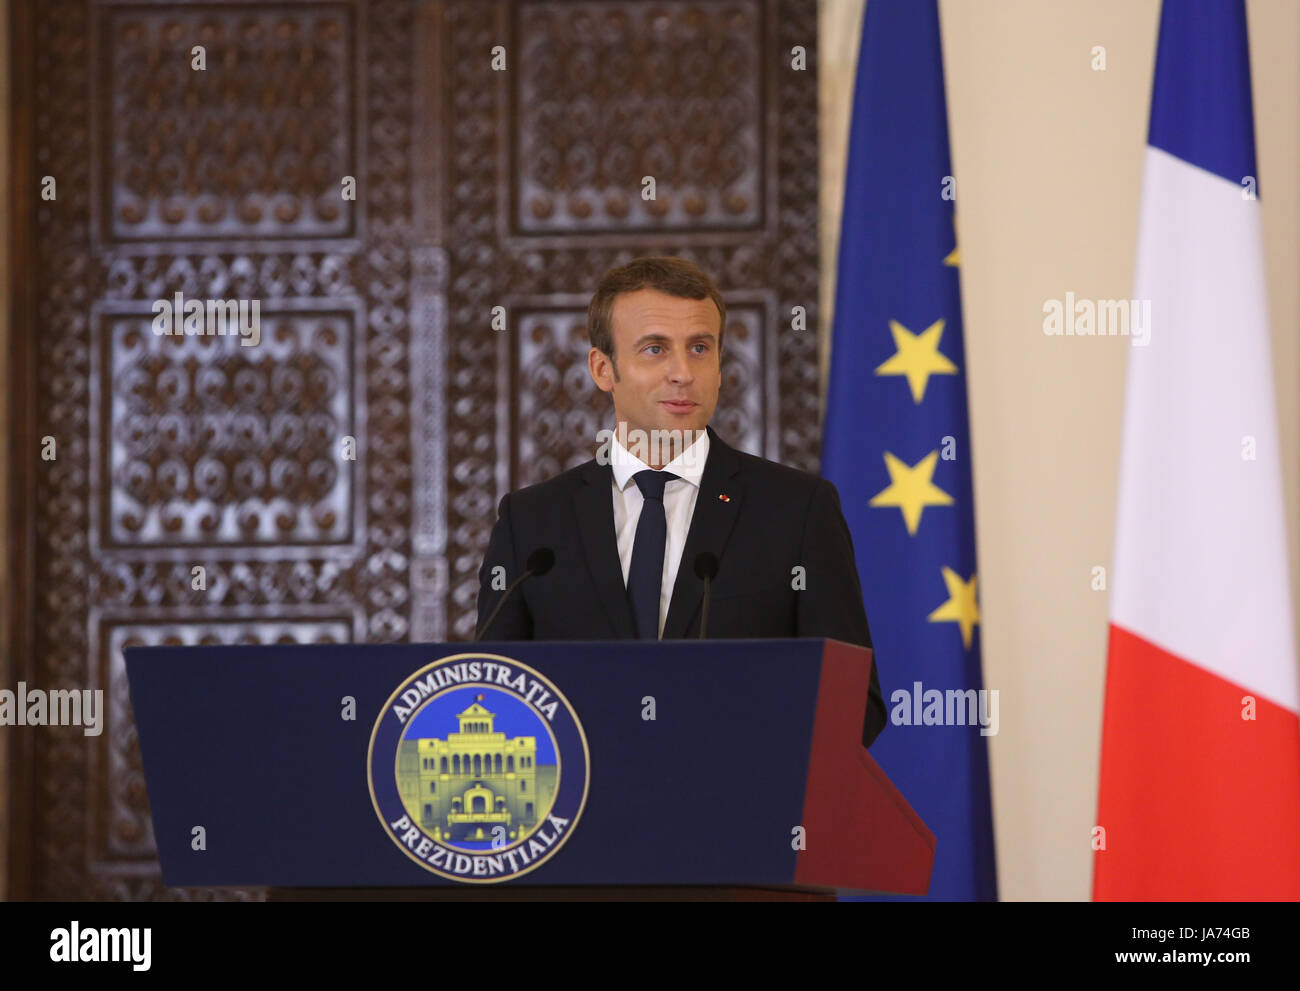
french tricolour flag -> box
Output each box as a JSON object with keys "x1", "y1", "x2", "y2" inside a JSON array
[{"x1": 1093, "y1": 0, "x2": 1300, "y2": 900}]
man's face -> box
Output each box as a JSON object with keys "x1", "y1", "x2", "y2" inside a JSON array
[{"x1": 588, "y1": 288, "x2": 722, "y2": 452}]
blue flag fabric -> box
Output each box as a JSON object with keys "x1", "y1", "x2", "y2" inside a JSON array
[{"x1": 822, "y1": 0, "x2": 997, "y2": 901}]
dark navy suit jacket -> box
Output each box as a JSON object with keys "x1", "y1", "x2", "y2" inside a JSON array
[{"x1": 475, "y1": 425, "x2": 886, "y2": 748}]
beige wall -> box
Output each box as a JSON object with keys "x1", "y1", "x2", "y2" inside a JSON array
[{"x1": 819, "y1": 0, "x2": 1300, "y2": 900}]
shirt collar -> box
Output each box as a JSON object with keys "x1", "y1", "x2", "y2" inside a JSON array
[{"x1": 610, "y1": 426, "x2": 710, "y2": 492}]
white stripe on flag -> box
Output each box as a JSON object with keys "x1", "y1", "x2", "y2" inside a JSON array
[{"x1": 1111, "y1": 145, "x2": 1298, "y2": 713}]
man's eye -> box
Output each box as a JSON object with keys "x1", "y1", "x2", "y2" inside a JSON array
[{"x1": 645, "y1": 345, "x2": 662, "y2": 355}]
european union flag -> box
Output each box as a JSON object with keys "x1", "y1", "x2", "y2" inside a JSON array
[{"x1": 822, "y1": 0, "x2": 997, "y2": 901}]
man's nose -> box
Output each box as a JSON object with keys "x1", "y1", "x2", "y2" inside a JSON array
[{"x1": 666, "y1": 349, "x2": 694, "y2": 383}]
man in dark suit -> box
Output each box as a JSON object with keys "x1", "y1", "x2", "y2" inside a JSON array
[{"x1": 476, "y1": 257, "x2": 885, "y2": 748}]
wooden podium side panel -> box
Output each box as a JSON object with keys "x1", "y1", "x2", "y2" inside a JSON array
[{"x1": 795, "y1": 641, "x2": 935, "y2": 894}]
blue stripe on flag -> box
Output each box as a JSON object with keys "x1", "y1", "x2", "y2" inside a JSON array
[{"x1": 1147, "y1": 0, "x2": 1257, "y2": 188}]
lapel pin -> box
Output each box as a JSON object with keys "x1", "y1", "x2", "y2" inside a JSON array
[{"x1": 718, "y1": 494, "x2": 731, "y2": 502}]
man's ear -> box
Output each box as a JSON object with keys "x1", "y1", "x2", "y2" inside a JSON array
[{"x1": 588, "y1": 347, "x2": 616, "y2": 392}]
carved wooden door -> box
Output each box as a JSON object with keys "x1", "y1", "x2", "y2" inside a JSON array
[{"x1": 12, "y1": 0, "x2": 820, "y2": 899}]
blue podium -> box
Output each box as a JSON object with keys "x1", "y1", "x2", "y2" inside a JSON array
[{"x1": 125, "y1": 638, "x2": 934, "y2": 899}]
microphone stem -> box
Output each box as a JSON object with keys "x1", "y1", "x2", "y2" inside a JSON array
[
  {"x1": 698, "y1": 577, "x2": 710, "y2": 639},
  {"x1": 474, "y1": 569, "x2": 534, "y2": 641}
]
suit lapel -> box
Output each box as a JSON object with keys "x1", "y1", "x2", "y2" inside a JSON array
[
  {"x1": 661, "y1": 426, "x2": 745, "y2": 639},
  {"x1": 573, "y1": 459, "x2": 637, "y2": 639}
]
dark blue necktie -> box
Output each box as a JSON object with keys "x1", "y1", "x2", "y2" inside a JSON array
[{"x1": 627, "y1": 469, "x2": 678, "y2": 639}]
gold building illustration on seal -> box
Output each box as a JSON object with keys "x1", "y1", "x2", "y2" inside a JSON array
[{"x1": 397, "y1": 697, "x2": 558, "y2": 845}]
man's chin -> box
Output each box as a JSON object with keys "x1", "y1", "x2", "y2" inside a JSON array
[{"x1": 650, "y1": 421, "x2": 707, "y2": 440}]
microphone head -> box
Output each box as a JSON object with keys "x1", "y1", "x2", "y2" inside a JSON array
[
  {"x1": 693, "y1": 551, "x2": 719, "y2": 581},
  {"x1": 526, "y1": 547, "x2": 556, "y2": 577}
]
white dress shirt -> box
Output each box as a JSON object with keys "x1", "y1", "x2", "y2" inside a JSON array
[{"x1": 610, "y1": 428, "x2": 711, "y2": 639}]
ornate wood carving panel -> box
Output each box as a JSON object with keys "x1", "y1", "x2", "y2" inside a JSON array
[
  {"x1": 99, "y1": 3, "x2": 356, "y2": 243},
  {"x1": 512, "y1": 1, "x2": 763, "y2": 234},
  {"x1": 93, "y1": 304, "x2": 363, "y2": 549},
  {"x1": 20, "y1": 0, "x2": 820, "y2": 899}
]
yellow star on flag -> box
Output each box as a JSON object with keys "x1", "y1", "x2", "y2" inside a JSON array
[
  {"x1": 928, "y1": 566, "x2": 980, "y2": 649},
  {"x1": 868, "y1": 450, "x2": 954, "y2": 535},
  {"x1": 944, "y1": 213, "x2": 959, "y2": 266},
  {"x1": 874, "y1": 319, "x2": 958, "y2": 403}
]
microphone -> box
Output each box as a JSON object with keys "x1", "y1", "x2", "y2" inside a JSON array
[
  {"x1": 693, "y1": 552, "x2": 719, "y2": 639},
  {"x1": 474, "y1": 547, "x2": 555, "y2": 641}
]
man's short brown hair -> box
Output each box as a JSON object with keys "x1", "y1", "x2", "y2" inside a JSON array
[{"x1": 586, "y1": 256, "x2": 726, "y2": 372}]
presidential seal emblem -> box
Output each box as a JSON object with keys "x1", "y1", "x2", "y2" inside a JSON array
[{"x1": 368, "y1": 652, "x2": 589, "y2": 883}]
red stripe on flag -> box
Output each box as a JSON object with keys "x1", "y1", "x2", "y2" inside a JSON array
[{"x1": 1094, "y1": 623, "x2": 1300, "y2": 900}]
